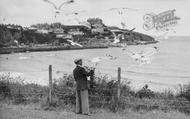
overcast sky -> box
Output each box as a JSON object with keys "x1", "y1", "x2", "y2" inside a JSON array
[{"x1": 0, "y1": 0, "x2": 189, "y2": 36}]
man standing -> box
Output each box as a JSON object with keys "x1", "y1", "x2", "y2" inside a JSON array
[{"x1": 73, "y1": 58, "x2": 94, "y2": 115}]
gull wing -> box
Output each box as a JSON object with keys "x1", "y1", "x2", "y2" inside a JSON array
[
  {"x1": 141, "y1": 47, "x2": 158, "y2": 58},
  {"x1": 67, "y1": 40, "x2": 83, "y2": 47},
  {"x1": 139, "y1": 55, "x2": 153, "y2": 65},
  {"x1": 65, "y1": 10, "x2": 87, "y2": 16},
  {"x1": 113, "y1": 37, "x2": 120, "y2": 43},
  {"x1": 88, "y1": 55, "x2": 117, "y2": 66},
  {"x1": 43, "y1": 0, "x2": 57, "y2": 9},
  {"x1": 125, "y1": 49, "x2": 141, "y2": 60},
  {"x1": 108, "y1": 7, "x2": 138, "y2": 11},
  {"x1": 91, "y1": 55, "x2": 113, "y2": 63},
  {"x1": 74, "y1": 42, "x2": 83, "y2": 47},
  {"x1": 58, "y1": 0, "x2": 74, "y2": 10},
  {"x1": 110, "y1": 31, "x2": 120, "y2": 43},
  {"x1": 91, "y1": 57, "x2": 102, "y2": 63}
]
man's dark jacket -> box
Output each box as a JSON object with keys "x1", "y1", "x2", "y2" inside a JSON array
[{"x1": 73, "y1": 65, "x2": 94, "y2": 90}]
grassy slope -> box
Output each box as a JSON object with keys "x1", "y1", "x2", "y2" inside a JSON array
[
  {"x1": 0, "y1": 104, "x2": 189, "y2": 119},
  {"x1": 1, "y1": 74, "x2": 190, "y2": 118}
]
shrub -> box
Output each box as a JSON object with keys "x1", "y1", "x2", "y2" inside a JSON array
[
  {"x1": 1, "y1": 72, "x2": 190, "y2": 114},
  {"x1": 136, "y1": 85, "x2": 155, "y2": 99},
  {"x1": 52, "y1": 74, "x2": 76, "y2": 105},
  {"x1": 178, "y1": 83, "x2": 190, "y2": 101},
  {"x1": 0, "y1": 73, "x2": 48, "y2": 104}
]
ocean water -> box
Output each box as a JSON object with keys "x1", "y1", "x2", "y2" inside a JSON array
[{"x1": 0, "y1": 37, "x2": 190, "y2": 92}]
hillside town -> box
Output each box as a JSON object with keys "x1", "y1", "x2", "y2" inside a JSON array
[{"x1": 0, "y1": 18, "x2": 157, "y2": 53}]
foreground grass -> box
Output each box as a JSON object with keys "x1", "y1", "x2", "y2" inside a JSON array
[
  {"x1": 0, "y1": 103, "x2": 189, "y2": 119},
  {"x1": 0, "y1": 73, "x2": 190, "y2": 116}
]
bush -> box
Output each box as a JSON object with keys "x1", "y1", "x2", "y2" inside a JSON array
[
  {"x1": 1, "y1": 73, "x2": 190, "y2": 114},
  {"x1": 52, "y1": 74, "x2": 76, "y2": 105},
  {"x1": 0, "y1": 73, "x2": 48, "y2": 104},
  {"x1": 178, "y1": 83, "x2": 190, "y2": 101},
  {"x1": 136, "y1": 85, "x2": 155, "y2": 99}
]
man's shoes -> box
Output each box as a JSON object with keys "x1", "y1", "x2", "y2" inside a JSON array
[
  {"x1": 76, "y1": 112, "x2": 82, "y2": 114},
  {"x1": 83, "y1": 113, "x2": 91, "y2": 116}
]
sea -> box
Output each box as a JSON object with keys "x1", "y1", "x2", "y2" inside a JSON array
[{"x1": 0, "y1": 36, "x2": 190, "y2": 92}]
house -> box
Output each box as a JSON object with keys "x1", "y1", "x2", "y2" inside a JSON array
[
  {"x1": 62, "y1": 25, "x2": 91, "y2": 35},
  {"x1": 35, "y1": 29, "x2": 49, "y2": 34},
  {"x1": 67, "y1": 28, "x2": 84, "y2": 35}
]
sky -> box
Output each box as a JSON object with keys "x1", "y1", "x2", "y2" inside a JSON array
[{"x1": 0, "y1": 0, "x2": 190, "y2": 36}]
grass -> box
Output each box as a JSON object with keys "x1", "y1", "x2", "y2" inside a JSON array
[
  {"x1": 1, "y1": 104, "x2": 190, "y2": 119},
  {"x1": 0, "y1": 72, "x2": 190, "y2": 115}
]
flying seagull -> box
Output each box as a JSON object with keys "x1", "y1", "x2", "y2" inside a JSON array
[
  {"x1": 109, "y1": 7, "x2": 139, "y2": 11},
  {"x1": 65, "y1": 10, "x2": 87, "y2": 16},
  {"x1": 67, "y1": 39, "x2": 83, "y2": 47},
  {"x1": 108, "y1": 7, "x2": 138, "y2": 15},
  {"x1": 87, "y1": 54, "x2": 117, "y2": 66},
  {"x1": 109, "y1": 30, "x2": 120, "y2": 43},
  {"x1": 113, "y1": 34, "x2": 120, "y2": 44},
  {"x1": 43, "y1": 0, "x2": 74, "y2": 18},
  {"x1": 125, "y1": 46, "x2": 159, "y2": 65}
]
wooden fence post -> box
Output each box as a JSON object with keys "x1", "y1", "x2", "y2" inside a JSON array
[
  {"x1": 48, "y1": 65, "x2": 52, "y2": 104},
  {"x1": 117, "y1": 67, "x2": 121, "y2": 99}
]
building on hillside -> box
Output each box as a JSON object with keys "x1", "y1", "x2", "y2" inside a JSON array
[
  {"x1": 62, "y1": 25, "x2": 91, "y2": 35},
  {"x1": 68, "y1": 28, "x2": 84, "y2": 35}
]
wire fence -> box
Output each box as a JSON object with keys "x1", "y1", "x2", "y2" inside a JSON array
[{"x1": 0, "y1": 65, "x2": 190, "y2": 113}]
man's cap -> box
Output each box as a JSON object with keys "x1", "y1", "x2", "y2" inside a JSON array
[{"x1": 74, "y1": 58, "x2": 82, "y2": 64}]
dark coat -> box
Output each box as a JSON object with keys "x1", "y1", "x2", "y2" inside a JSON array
[{"x1": 73, "y1": 65, "x2": 94, "y2": 90}]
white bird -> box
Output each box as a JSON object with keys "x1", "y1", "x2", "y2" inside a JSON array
[
  {"x1": 121, "y1": 22, "x2": 127, "y2": 29},
  {"x1": 67, "y1": 40, "x2": 83, "y2": 47},
  {"x1": 65, "y1": 10, "x2": 87, "y2": 16},
  {"x1": 43, "y1": 0, "x2": 74, "y2": 18},
  {"x1": 88, "y1": 54, "x2": 117, "y2": 66},
  {"x1": 113, "y1": 36, "x2": 120, "y2": 43},
  {"x1": 108, "y1": 7, "x2": 139, "y2": 12},
  {"x1": 110, "y1": 31, "x2": 120, "y2": 43},
  {"x1": 125, "y1": 46, "x2": 159, "y2": 65}
]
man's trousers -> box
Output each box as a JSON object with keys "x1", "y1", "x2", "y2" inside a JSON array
[{"x1": 76, "y1": 89, "x2": 89, "y2": 114}]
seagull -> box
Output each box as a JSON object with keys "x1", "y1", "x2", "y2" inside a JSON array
[
  {"x1": 65, "y1": 10, "x2": 87, "y2": 16},
  {"x1": 125, "y1": 46, "x2": 159, "y2": 65},
  {"x1": 88, "y1": 54, "x2": 117, "y2": 66},
  {"x1": 43, "y1": 0, "x2": 74, "y2": 18},
  {"x1": 108, "y1": 7, "x2": 139, "y2": 12},
  {"x1": 67, "y1": 39, "x2": 83, "y2": 47},
  {"x1": 113, "y1": 36, "x2": 120, "y2": 43},
  {"x1": 110, "y1": 31, "x2": 120, "y2": 43},
  {"x1": 121, "y1": 22, "x2": 126, "y2": 29}
]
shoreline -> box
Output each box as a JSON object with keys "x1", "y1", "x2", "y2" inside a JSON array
[
  {"x1": 0, "y1": 40, "x2": 158, "y2": 54},
  {"x1": 0, "y1": 45, "x2": 108, "y2": 54}
]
